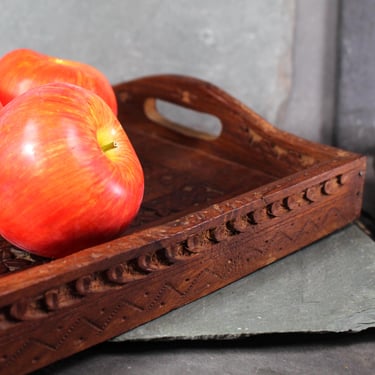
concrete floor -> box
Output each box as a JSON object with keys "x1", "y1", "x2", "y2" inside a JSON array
[{"x1": 34, "y1": 330, "x2": 375, "y2": 375}]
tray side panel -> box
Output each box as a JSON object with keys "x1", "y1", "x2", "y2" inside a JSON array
[
  {"x1": 125, "y1": 127, "x2": 277, "y2": 230},
  {"x1": 0, "y1": 159, "x2": 365, "y2": 375}
]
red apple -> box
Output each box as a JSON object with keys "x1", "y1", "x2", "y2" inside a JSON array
[
  {"x1": 0, "y1": 48, "x2": 118, "y2": 114},
  {"x1": 0, "y1": 82, "x2": 144, "y2": 258}
]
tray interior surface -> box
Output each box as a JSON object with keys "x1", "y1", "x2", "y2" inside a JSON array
[
  {"x1": 0, "y1": 118, "x2": 278, "y2": 278},
  {"x1": 124, "y1": 124, "x2": 277, "y2": 232}
]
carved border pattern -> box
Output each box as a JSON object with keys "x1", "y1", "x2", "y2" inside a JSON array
[{"x1": 0, "y1": 172, "x2": 350, "y2": 326}]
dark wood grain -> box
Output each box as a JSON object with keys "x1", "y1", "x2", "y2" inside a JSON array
[{"x1": 0, "y1": 74, "x2": 366, "y2": 374}]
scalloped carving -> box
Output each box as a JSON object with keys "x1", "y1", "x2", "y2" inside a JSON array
[
  {"x1": 338, "y1": 173, "x2": 349, "y2": 185},
  {"x1": 137, "y1": 249, "x2": 173, "y2": 272},
  {"x1": 44, "y1": 289, "x2": 60, "y2": 311},
  {"x1": 209, "y1": 225, "x2": 230, "y2": 242},
  {"x1": 305, "y1": 185, "x2": 322, "y2": 202},
  {"x1": 106, "y1": 261, "x2": 147, "y2": 285},
  {"x1": 75, "y1": 275, "x2": 94, "y2": 296},
  {"x1": 9, "y1": 299, "x2": 29, "y2": 321},
  {"x1": 284, "y1": 192, "x2": 305, "y2": 210},
  {"x1": 231, "y1": 215, "x2": 250, "y2": 232},
  {"x1": 185, "y1": 231, "x2": 211, "y2": 251},
  {"x1": 322, "y1": 177, "x2": 340, "y2": 195},
  {"x1": 164, "y1": 242, "x2": 197, "y2": 262},
  {"x1": 0, "y1": 173, "x2": 347, "y2": 323},
  {"x1": 268, "y1": 201, "x2": 289, "y2": 217},
  {"x1": 251, "y1": 207, "x2": 270, "y2": 224}
]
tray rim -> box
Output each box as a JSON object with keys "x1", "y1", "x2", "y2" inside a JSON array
[
  {"x1": 0, "y1": 74, "x2": 367, "y2": 374},
  {"x1": 0, "y1": 152, "x2": 366, "y2": 306}
]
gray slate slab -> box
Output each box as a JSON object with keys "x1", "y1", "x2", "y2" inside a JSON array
[{"x1": 113, "y1": 224, "x2": 375, "y2": 342}]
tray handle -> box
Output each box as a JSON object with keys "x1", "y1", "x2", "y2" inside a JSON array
[{"x1": 114, "y1": 74, "x2": 270, "y2": 141}]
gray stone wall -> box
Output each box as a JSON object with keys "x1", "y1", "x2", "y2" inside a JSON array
[
  {"x1": 337, "y1": 0, "x2": 375, "y2": 216},
  {"x1": 279, "y1": 0, "x2": 338, "y2": 144},
  {"x1": 337, "y1": 0, "x2": 375, "y2": 154},
  {"x1": 0, "y1": 0, "x2": 295, "y2": 128}
]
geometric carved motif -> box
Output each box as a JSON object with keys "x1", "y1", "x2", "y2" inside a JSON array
[
  {"x1": 1, "y1": 172, "x2": 348, "y2": 322},
  {"x1": 0, "y1": 171, "x2": 357, "y2": 374}
]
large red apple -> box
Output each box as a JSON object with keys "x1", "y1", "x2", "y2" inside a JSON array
[
  {"x1": 0, "y1": 48, "x2": 118, "y2": 114},
  {"x1": 0, "y1": 82, "x2": 144, "y2": 258}
]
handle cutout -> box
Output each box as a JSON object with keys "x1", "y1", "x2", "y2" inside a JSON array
[{"x1": 144, "y1": 98, "x2": 222, "y2": 140}]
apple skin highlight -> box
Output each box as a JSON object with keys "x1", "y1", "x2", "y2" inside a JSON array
[
  {"x1": 0, "y1": 48, "x2": 118, "y2": 114},
  {"x1": 0, "y1": 83, "x2": 144, "y2": 258}
]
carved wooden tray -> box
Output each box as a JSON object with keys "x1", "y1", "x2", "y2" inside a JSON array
[{"x1": 0, "y1": 75, "x2": 366, "y2": 374}]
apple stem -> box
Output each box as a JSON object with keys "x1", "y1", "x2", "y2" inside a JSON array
[{"x1": 101, "y1": 141, "x2": 118, "y2": 152}]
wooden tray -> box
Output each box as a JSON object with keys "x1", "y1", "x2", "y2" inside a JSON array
[{"x1": 0, "y1": 75, "x2": 366, "y2": 374}]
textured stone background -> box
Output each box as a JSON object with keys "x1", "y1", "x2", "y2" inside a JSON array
[
  {"x1": 0, "y1": 0, "x2": 295, "y2": 126},
  {"x1": 337, "y1": 0, "x2": 375, "y2": 154},
  {"x1": 0, "y1": 0, "x2": 339, "y2": 144},
  {"x1": 337, "y1": 0, "x2": 375, "y2": 216}
]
